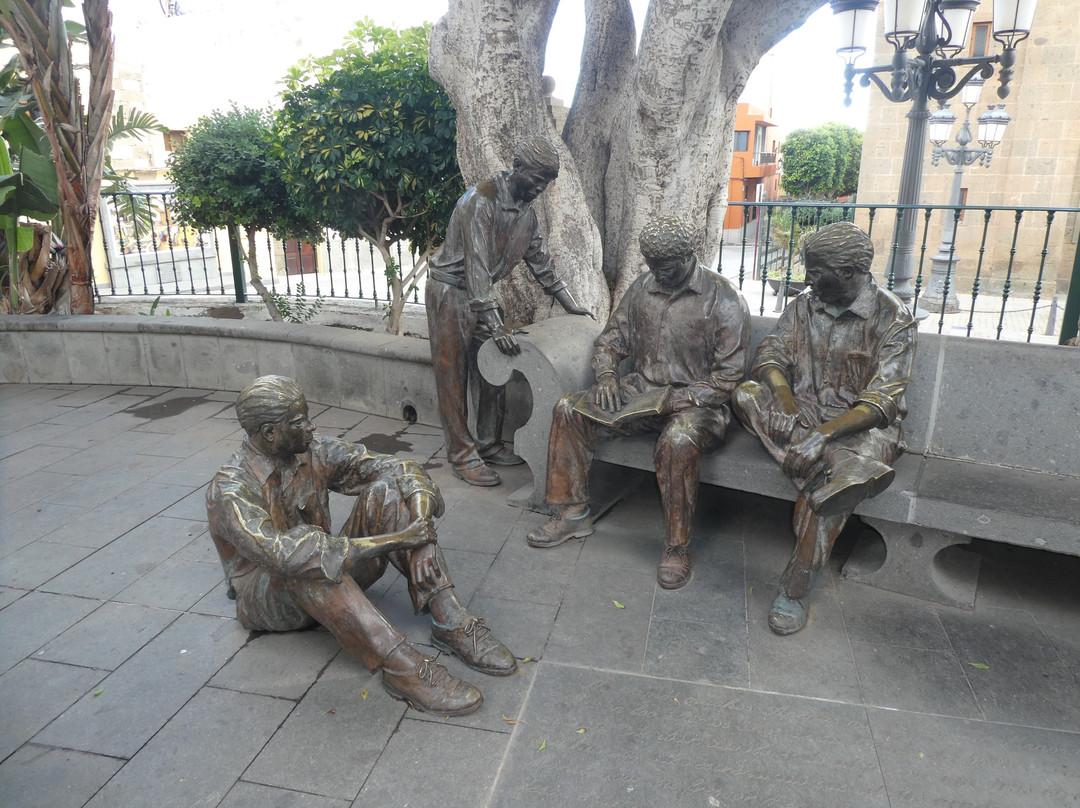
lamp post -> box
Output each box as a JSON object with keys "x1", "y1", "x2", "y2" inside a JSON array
[
  {"x1": 829, "y1": 0, "x2": 1038, "y2": 311},
  {"x1": 921, "y1": 81, "x2": 1010, "y2": 311}
]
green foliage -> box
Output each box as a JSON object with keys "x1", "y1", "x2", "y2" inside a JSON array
[
  {"x1": 268, "y1": 281, "x2": 325, "y2": 323},
  {"x1": 138, "y1": 295, "x2": 171, "y2": 316},
  {"x1": 167, "y1": 104, "x2": 320, "y2": 242},
  {"x1": 275, "y1": 19, "x2": 462, "y2": 255},
  {"x1": 780, "y1": 123, "x2": 862, "y2": 199}
]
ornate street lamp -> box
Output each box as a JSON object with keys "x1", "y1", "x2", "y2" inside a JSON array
[
  {"x1": 921, "y1": 79, "x2": 1010, "y2": 312},
  {"x1": 829, "y1": 0, "x2": 1037, "y2": 310}
]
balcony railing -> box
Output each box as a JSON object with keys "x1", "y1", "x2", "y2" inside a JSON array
[
  {"x1": 95, "y1": 192, "x2": 1080, "y2": 345},
  {"x1": 722, "y1": 201, "x2": 1080, "y2": 345},
  {"x1": 752, "y1": 152, "x2": 777, "y2": 166}
]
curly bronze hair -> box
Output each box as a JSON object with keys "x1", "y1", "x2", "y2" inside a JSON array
[
  {"x1": 236, "y1": 375, "x2": 304, "y2": 436},
  {"x1": 638, "y1": 216, "x2": 695, "y2": 260},
  {"x1": 512, "y1": 136, "x2": 560, "y2": 174},
  {"x1": 801, "y1": 221, "x2": 874, "y2": 275}
]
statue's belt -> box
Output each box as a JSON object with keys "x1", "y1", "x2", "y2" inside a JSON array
[{"x1": 428, "y1": 268, "x2": 465, "y2": 289}]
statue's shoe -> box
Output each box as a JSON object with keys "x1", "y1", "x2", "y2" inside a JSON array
[
  {"x1": 432, "y1": 616, "x2": 517, "y2": 676},
  {"x1": 526, "y1": 510, "x2": 594, "y2": 548},
  {"x1": 656, "y1": 545, "x2": 691, "y2": 589},
  {"x1": 809, "y1": 457, "x2": 894, "y2": 517},
  {"x1": 768, "y1": 594, "x2": 808, "y2": 635},
  {"x1": 480, "y1": 446, "x2": 525, "y2": 466},
  {"x1": 452, "y1": 462, "x2": 500, "y2": 487},
  {"x1": 382, "y1": 655, "x2": 483, "y2": 716}
]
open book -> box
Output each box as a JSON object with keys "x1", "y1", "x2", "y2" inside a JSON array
[{"x1": 572, "y1": 385, "x2": 672, "y2": 427}]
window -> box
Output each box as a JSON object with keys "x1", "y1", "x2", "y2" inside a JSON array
[
  {"x1": 164, "y1": 130, "x2": 187, "y2": 152},
  {"x1": 971, "y1": 22, "x2": 991, "y2": 57},
  {"x1": 734, "y1": 130, "x2": 749, "y2": 152},
  {"x1": 959, "y1": 187, "x2": 968, "y2": 222}
]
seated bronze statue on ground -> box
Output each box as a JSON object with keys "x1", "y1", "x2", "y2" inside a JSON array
[
  {"x1": 526, "y1": 216, "x2": 751, "y2": 590},
  {"x1": 206, "y1": 375, "x2": 515, "y2": 716},
  {"x1": 732, "y1": 221, "x2": 916, "y2": 635}
]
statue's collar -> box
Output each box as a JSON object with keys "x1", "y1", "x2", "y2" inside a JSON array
[
  {"x1": 810, "y1": 276, "x2": 875, "y2": 320},
  {"x1": 240, "y1": 437, "x2": 308, "y2": 485},
  {"x1": 495, "y1": 172, "x2": 528, "y2": 213}
]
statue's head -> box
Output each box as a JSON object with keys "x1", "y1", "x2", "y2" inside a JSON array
[
  {"x1": 801, "y1": 221, "x2": 875, "y2": 305},
  {"x1": 236, "y1": 375, "x2": 314, "y2": 457},
  {"x1": 509, "y1": 136, "x2": 560, "y2": 203},
  {"x1": 639, "y1": 215, "x2": 696, "y2": 291}
]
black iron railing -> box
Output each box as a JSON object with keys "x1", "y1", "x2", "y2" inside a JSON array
[
  {"x1": 96, "y1": 192, "x2": 1079, "y2": 344},
  {"x1": 723, "y1": 201, "x2": 1080, "y2": 344}
]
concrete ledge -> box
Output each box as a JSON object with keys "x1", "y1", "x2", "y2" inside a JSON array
[{"x1": 0, "y1": 315, "x2": 440, "y2": 427}]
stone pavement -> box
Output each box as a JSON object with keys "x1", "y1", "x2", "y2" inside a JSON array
[{"x1": 1, "y1": 382, "x2": 1078, "y2": 808}]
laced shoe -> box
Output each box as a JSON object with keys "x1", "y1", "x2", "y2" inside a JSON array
[
  {"x1": 452, "y1": 462, "x2": 500, "y2": 487},
  {"x1": 432, "y1": 616, "x2": 517, "y2": 676},
  {"x1": 656, "y1": 545, "x2": 691, "y2": 589},
  {"x1": 382, "y1": 652, "x2": 483, "y2": 716},
  {"x1": 526, "y1": 509, "x2": 594, "y2": 548}
]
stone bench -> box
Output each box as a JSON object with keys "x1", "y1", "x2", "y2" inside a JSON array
[{"x1": 479, "y1": 313, "x2": 1080, "y2": 609}]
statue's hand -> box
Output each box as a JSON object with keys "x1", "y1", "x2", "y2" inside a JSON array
[
  {"x1": 783, "y1": 430, "x2": 829, "y2": 479},
  {"x1": 492, "y1": 324, "x2": 521, "y2": 356},
  {"x1": 395, "y1": 516, "x2": 438, "y2": 552},
  {"x1": 410, "y1": 541, "x2": 442, "y2": 587},
  {"x1": 593, "y1": 375, "x2": 621, "y2": 412},
  {"x1": 555, "y1": 288, "x2": 596, "y2": 320}
]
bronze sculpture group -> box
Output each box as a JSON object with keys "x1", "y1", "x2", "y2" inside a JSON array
[{"x1": 206, "y1": 136, "x2": 916, "y2": 714}]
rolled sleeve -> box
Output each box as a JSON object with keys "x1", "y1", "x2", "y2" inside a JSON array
[{"x1": 854, "y1": 317, "x2": 915, "y2": 427}]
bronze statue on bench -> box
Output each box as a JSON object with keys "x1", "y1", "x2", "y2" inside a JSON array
[
  {"x1": 732, "y1": 221, "x2": 916, "y2": 635},
  {"x1": 206, "y1": 376, "x2": 515, "y2": 716},
  {"x1": 425, "y1": 135, "x2": 593, "y2": 488},
  {"x1": 526, "y1": 216, "x2": 751, "y2": 590}
]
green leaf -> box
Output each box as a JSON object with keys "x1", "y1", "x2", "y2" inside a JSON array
[
  {"x1": 613, "y1": 600, "x2": 625, "y2": 609},
  {"x1": 537, "y1": 740, "x2": 546, "y2": 751},
  {"x1": 967, "y1": 662, "x2": 990, "y2": 670},
  {"x1": 3, "y1": 111, "x2": 50, "y2": 157}
]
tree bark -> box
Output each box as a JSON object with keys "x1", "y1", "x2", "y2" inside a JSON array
[
  {"x1": 430, "y1": 0, "x2": 820, "y2": 314},
  {"x1": 429, "y1": 0, "x2": 610, "y2": 326},
  {"x1": 243, "y1": 228, "x2": 284, "y2": 322}
]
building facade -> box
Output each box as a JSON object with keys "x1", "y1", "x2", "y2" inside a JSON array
[{"x1": 854, "y1": 1, "x2": 1080, "y2": 299}]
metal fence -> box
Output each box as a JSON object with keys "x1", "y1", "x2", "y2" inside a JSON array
[
  {"x1": 96, "y1": 191, "x2": 421, "y2": 306},
  {"x1": 722, "y1": 201, "x2": 1079, "y2": 344},
  {"x1": 96, "y1": 192, "x2": 1080, "y2": 344}
]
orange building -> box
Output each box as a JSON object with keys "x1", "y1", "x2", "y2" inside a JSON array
[{"x1": 723, "y1": 103, "x2": 781, "y2": 234}]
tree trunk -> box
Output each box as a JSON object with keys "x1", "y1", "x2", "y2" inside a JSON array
[
  {"x1": 430, "y1": 0, "x2": 820, "y2": 314},
  {"x1": 244, "y1": 228, "x2": 284, "y2": 322},
  {"x1": 429, "y1": 0, "x2": 610, "y2": 326}
]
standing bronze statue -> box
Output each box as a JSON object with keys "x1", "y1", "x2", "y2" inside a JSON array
[
  {"x1": 732, "y1": 221, "x2": 916, "y2": 635},
  {"x1": 526, "y1": 216, "x2": 751, "y2": 589},
  {"x1": 426, "y1": 136, "x2": 593, "y2": 488},
  {"x1": 206, "y1": 376, "x2": 516, "y2": 716}
]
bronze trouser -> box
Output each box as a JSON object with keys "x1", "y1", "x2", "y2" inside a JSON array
[
  {"x1": 545, "y1": 392, "x2": 727, "y2": 546},
  {"x1": 732, "y1": 380, "x2": 897, "y2": 599},
  {"x1": 425, "y1": 280, "x2": 506, "y2": 467},
  {"x1": 244, "y1": 477, "x2": 453, "y2": 673}
]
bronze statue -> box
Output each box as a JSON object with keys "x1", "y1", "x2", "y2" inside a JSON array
[
  {"x1": 732, "y1": 221, "x2": 916, "y2": 635},
  {"x1": 425, "y1": 135, "x2": 593, "y2": 488},
  {"x1": 526, "y1": 216, "x2": 751, "y2": 589},
  {"x1": 206, "y1": 376, "x2": 516, "y2": 716}
]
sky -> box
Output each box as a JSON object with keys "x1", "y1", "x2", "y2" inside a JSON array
[{"x1": 108, "y1": 0, "x2": 868, "y2": 135}]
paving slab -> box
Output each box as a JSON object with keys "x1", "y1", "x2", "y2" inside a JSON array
[
  {"x1": 85, "y1": 687, "x2": 295, "y2": 808},
  {"x1": 218, "y1": 782, "x2": 350, "y2": 808},
  {"x1": 869, "y1": 707, "x2": 1080, "y2": 808},
  {"x1": 355, "y1": 718, "x2": 509, "y2": 806},
  {"x1": 490, "y1": 663, "x2": 888, "y2": 808},
  {"x1": 243, "y1": 655, "x2": 405, "y2": 801},
  {"x1": 210, "y1": 630, "x2": 341, "y2": 700},
  {"x1": 0, "y1": 744, "x2": 123, "y2": 808},
  {"x1": 37, "y1": 601, "x2": 181, "y2": 670},
  {"x1": 0, "y1": 591, "x2": 101, "y2": 674},
  {"x1": 0, "y1": 658, "x2": 106, "y2": 760},
  {"x1": 32, "y1": 613, "x2": 249, "y2": 758}
]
